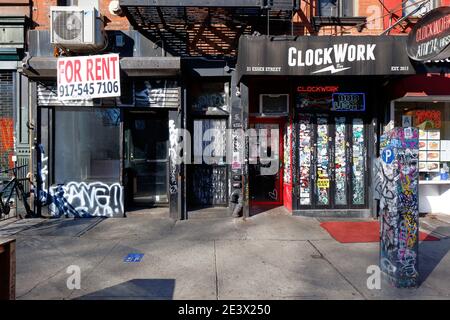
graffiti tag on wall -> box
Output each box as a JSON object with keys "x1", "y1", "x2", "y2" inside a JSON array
[
  {"x1": 48, "y1": 182, "x2": 124, "y2": 218},
  {"x1": 168, "y1": 119, "x2": 178, "y2": 194}
]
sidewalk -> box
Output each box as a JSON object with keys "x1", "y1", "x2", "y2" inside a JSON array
[{"x1": 2, "y1": 207, "x2": 450, "y2": 300}]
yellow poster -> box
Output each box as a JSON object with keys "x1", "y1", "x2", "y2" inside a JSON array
[{"x1": 317, "y1": 179, "x2": 330, "y2": 189}]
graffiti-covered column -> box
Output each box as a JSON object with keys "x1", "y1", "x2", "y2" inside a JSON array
[
  {"x1": 241, "y1": 83, "x2": 250, "y2": 218},
  {"x1": 228, "y1": 73, "x2": 249, "y2": 218},
  {"x1": 379, "y1": 127, "x2": 419, "y2": 288},
  {"x1": 168, "y1": 107, "x2": 186, "y2": 220},
  {"x1": 229, "y1": 72, "x2": 243, "y2": 217}
]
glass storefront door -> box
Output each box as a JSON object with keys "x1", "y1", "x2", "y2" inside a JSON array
[
  {"x1": 297, "y1": 114, "x2": 368, "y2": 209},
  {"x1": 124, "y1": 112, "x2": 169, "y2": 205},
  {"x1": 249, "y1": 120, "x2": 283, "y2": 205}
]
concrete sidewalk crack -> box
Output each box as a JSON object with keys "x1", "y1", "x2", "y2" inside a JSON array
[
  {"x1": 66, "y1": 240, "x2": 121, "y2": 300},
  {"x1": 17, "y1": 264, "x2": 69, "y2": 299},
  {"x1": 307, "y1": 240, "x2": 368, "y2": 300},
  {"x1": 75, "y1": 217, "x2": 106, "y2": 237}
]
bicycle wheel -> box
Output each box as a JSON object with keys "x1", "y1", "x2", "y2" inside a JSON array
[
  {"x1": 0, "y1": 202, "x2": 11, "y2": 217},
  {"x1": 16, "y1": 183, "x2": 32, "y2": 218}
]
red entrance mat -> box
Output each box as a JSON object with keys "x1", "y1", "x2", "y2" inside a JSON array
[{"x1": 320, "y1": 221, "x2": 440, "y2": 243}]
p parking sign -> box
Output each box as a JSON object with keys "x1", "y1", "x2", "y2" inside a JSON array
[{"x1": 381, "y1": 147, "x2": 395, "y2": 164}]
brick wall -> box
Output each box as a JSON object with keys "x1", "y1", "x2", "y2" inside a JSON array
[
  {"x1": 99, "y1": 0, "x2": 129, "y2": 30},
  {"x1": 32, "y1": 0, "x2": 57, "y2": 30},
  {"x1": 382, "y1": 0, "x2": 449, "y2": 34},
  {"x1": 0, "y1": 0, "x2": 31, "y2": 17},
  {"x1": 295, "y1": 0, "x2": 385, "y2": 36},
  {"x1": 32, "y1": 0, "x2": 129, "y2": 30}
]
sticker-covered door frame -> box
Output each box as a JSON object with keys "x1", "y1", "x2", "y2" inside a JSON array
[{"x1": 296, "y1": 113, "x2": 369, "y2": 210}]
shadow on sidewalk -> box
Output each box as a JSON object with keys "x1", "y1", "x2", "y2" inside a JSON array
[
  {"x1": 419, "y1": 225, "x2": 450, "y2": 286},
  {"x1": 249, "y1": 205, "x2": 283, "y2": 217},
  {"x1": 76, "y1": 279, "x2": 175, "y2": 300}
]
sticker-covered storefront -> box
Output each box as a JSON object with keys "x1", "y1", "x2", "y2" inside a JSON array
[
  {"x1": 388, "y1": 6, "x2": 450, "y2": 216},
  {"x1": 234, "y1": 35, "x2": 417, "y2": 217},
  {"x1": 293, "y1": 84, "x2": 370, "y2": 211}
]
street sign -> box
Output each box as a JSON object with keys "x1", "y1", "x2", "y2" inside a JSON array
[
  {"x1": 381, "y1": 147, "x2": 395, "y2": 164},
  {"x1": 123, "y1": 253, "x2": 144, "y2": 263},
  {"x1": 406, "y1": 6, "x2": 450, "y2": 61},
  {"x1": 57, "y1": 53, "x2": 121, "y2": 100}
]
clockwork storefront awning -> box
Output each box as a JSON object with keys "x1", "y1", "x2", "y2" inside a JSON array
[{"x1": 236, "y1": 35, "x2": 419, "y2": 82}]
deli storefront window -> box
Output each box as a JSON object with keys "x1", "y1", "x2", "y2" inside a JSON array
[{"x1": 394, "y1": 100, "x2": 450, "y2": 181}]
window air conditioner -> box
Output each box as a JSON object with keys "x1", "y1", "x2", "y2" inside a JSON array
[
  {"x1": 50, "y1": 6, "x2": 105, "y2": 52},
  {"x1": 259, "y1": 94, "x2": 289, "y2": 115}
]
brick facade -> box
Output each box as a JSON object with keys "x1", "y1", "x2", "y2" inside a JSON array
[
  {"x1": 294, "y1": 0, "x2": 387, "y2": 36},
  {"x1": 382, "y1": 0, "x2": 449, "y2": 34},
  {"x1": 99, "y1": 1, "x2": 129, "y2": 31},
  {"x1": 32, "y1": 0, "x2": 57, "y2": 30},
  {"x1": 32, "y1": 0, "x2": 129, "y2": 30},
  {"x1": 0, "y1": 0, "x2": 31, "y2": 17},
  {"x1": 31, "y1": 1, "x2": 447, "y2": 39}
]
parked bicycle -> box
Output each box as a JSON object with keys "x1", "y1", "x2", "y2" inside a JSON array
[{"x1": 0, "y1": 164, "x2": 33, "y2": 219}]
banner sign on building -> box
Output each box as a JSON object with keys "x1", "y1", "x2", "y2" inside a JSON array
[
  {"x1": 236, "y1": 35, "x2": 416, "y2": 81},
  {"x1": 407, "y1": 6, "x2": 450, "y2": 61},
  {"x1": 57, "y1": 53, "x2": 121, "y2": 100}
]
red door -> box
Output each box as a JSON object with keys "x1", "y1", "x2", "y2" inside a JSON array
[{"x1": 249, "y1": 118, "x2": 284, "y2": 206}]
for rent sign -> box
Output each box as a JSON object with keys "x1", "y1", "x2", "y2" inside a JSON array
[{"x1": 57, "y1": 53, "x2": 120, "y2": 100}]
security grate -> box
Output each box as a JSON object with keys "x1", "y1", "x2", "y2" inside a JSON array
[{"x1": 0, "y1": 71, "x2": 14, "y2": 178}]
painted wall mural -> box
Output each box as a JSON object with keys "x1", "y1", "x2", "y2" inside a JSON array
[{"x1": 379, "y1": 127, "x2": 419, "y2": 288}]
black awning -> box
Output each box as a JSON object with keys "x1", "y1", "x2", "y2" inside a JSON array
[{"x1": 236, "y1": 35, "x2": 418, "y2": 82}]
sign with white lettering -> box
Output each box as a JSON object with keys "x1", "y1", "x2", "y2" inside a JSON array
[
  {"x1": 236, "y1": 36, "x2": 415, "y2": 81},
  {"x1": 57, "y1": 53, "x2": 121, "y2": 100},
  {"x1": 407, "y1": 6, "x2": 450, "y2": 61}
]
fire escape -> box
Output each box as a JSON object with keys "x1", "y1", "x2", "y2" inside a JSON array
[{"x1": 119, "y1": 0, "x2": 298, "y2": 58}]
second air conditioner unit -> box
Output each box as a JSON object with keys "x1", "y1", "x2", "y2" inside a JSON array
[{"x1": 50, "y1": 6, "x2": 105, "y2": 52}]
